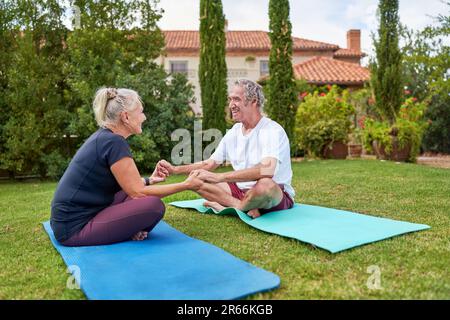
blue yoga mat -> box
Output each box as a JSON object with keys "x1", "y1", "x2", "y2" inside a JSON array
[
  {"x1": 43, "y1": 221, "x2": 280, "y2": 300},
  {"x1": 169, "y1": 199, "x2": 430, "y2": 253}
]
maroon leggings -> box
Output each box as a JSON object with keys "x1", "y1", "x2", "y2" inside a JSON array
[{"x1": 61, "y1": 191, "x2": 165, "y2": 247}]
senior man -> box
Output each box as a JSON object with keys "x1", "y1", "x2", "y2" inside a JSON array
[{"x1": 158, "y1": 79, "x2": 295, "y2": 218}]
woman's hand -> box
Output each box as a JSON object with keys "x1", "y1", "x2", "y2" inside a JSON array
[
  {"x1": 149, "y1": 164, "x2": 167, "y2": 184},
  {"x1": 190, "y1": 169, "x2": 224, "y2": 184},
  {"x1": 184, "y1": 174, "x2": 203, "y2": 191}
]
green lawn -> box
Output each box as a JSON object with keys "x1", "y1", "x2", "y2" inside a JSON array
[{"x1": 1, "y1": 159, "x2": 449, "y2": 299}]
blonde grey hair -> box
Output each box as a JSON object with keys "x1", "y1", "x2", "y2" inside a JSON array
[
  {"x1": 92, "y1": 87, "x2": 142, "y2": 128},
  {"x1": 234, "y1": 79, "x2": 265, "y2": 111}
]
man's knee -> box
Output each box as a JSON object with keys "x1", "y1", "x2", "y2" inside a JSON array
[{"x1": 252, "y1": 178, "x2": 278, "y2": 197}]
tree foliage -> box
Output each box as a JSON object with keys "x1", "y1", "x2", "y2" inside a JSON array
[
  {"x1": 371, "y1": 0, "x2": 404, "y2": 124},
  {"x1": 198, "y1": 0, "x2": 227, "y2": 133},
  {"x1": 1, "y1": 0, "x2": 70, "y2": 177},
  {"x1": 400, "y1": 3, "x2": 450, "y2": 153},
  {"x1": 266, "y1": 0, "x2": 298, "y2": 150},
  {"x1": 0, "y1": 0, "x2": 195, "y2": 178}
]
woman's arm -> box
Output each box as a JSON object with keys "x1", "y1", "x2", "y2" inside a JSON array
[
  {"x1": 111, "y1": 157, "x2": 196, "y2": 199},
  {"x1": 158, "y1": 158, "x2": 220, "y2": 175}
]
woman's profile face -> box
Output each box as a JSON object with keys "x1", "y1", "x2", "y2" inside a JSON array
[{"x1": 125, "y1": 101, "x2": 146, "y2": 135}]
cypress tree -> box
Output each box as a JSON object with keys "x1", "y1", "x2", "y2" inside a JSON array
[
  {"x1": 198, "y1": 0, "x2": 227, "y2": 133},
  {"x1": 371, "y1": 0, "x2": 404, "y2": 124},
  {"x1": 266, "y1": 0, "x2": 298, "y2": 148}
]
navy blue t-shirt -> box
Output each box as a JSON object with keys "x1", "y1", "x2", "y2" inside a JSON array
[{"x1": 50, "y1": 128, "x2": 132, "y2": 242}]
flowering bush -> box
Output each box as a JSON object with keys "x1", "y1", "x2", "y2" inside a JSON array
[
  {"x1": 362, "y1": 97, "x2": 429, "y2": 161},
  {"x1": 295, "y1": 86, "x2": 355, "y2": 157},
  {"x1": 346, "y1": 87, "x2": 378, "y2": 128}
]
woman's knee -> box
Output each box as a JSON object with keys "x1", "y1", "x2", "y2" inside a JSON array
[{"x1": 145, "y1": 196, "x2": 166, "y2": 219}]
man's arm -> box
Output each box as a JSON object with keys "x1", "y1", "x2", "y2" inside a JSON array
[{"x1": 190, "y1": 157, "x2": 278, "y2": 184}]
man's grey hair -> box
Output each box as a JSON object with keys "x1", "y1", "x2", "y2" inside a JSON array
[{"x1": 234, "y1": 79, "x2": 265, "y2": 111}]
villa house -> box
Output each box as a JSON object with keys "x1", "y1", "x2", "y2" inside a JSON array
[{"x1": 158, "y1": 28, "x2": 370, "y2": 115}]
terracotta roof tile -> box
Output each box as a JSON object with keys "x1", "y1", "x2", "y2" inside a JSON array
[
  {"x1": 334, "y1": 48, "x2": 365, "y2": 57},
  {"x1": 292, "y1": 36, "x2": 338, "y2": 50},
  {"x1": 163, "y1": 30, "x2": 340, "y2": 51},
  {"x1": 293, "y1": 56, "x2": 370, "y2": 85},
  {"x1": 163, "y1": 30, "x2": 200, "y2": 50}
]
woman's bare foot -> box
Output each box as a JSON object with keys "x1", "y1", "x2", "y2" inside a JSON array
[
  {"x1": 204, "y1": 201, "x2": 226, "y2": 212},
  {"x1": 132, "y1": 231, "x2": 148, "y2": 241},
  {"x1": 247, "y1": 208, "x2": 261, "y2": 219}
]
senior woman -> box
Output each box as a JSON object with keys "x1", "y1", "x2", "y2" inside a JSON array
[{"x1": 51, "y1": 87, "x2": 199, "y2": 246}]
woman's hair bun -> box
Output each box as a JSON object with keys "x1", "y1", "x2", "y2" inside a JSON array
[{"x1": 106, "y1": 88, "x2": 118, "y2": 100}]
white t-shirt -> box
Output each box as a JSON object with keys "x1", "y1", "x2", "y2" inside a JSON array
[{"x1": 210, "y1": 117, "x2": 295, "y2": 199}]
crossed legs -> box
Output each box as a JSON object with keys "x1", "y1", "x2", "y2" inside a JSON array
[
  {"x1": 61, "y1": 191, "x2": 165, "y2": 246},
  {"x1": 193, "y1": 178, "x2": 284, "y2": 218}
]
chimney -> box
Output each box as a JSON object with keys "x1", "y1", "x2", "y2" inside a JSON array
[
  {"x1": 347, "y1": 29, "x2": 361, "y2": 52},
  {"x1": 224, "y1": 19, "x2": 228, "y2": 32}
]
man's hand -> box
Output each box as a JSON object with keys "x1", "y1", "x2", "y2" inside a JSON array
[
  {"x1": 190, "y1": 169, "x2": 224, "y2": 184},
  {"x1": 156, "y1": 160, "x2": 176, "y2": 175}
]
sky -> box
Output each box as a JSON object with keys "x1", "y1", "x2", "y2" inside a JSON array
[{"x1": 155, "y1": 0, "x2": 448, "y2": 64}]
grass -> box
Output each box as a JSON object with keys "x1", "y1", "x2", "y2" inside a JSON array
[{"x1": 0, "y1": 159, "x2": 449, "y2": 299}]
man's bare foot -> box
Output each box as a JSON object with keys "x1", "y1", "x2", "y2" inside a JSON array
[
  {"x1": 132, "y1": 231, "x2": 148, "y2": 241},
  {"x1": 247, "y1": 208, "x2": 261, "y2": 219},
  {"x1": 204, "y1": 201, "x2": 226, "y2": 212}
]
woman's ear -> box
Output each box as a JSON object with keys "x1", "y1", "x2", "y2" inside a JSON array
[{"x1": 120, "y1": 111, "x2": 129, "y2": 124}]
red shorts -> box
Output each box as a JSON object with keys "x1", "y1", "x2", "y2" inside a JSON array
[{"x1": 227, "y1": 182, "x2": 294, "y2": 214}]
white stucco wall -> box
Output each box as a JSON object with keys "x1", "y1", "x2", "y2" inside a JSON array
[{"x1": 159, "y1": 53, "x2": 316, "y2": 114}]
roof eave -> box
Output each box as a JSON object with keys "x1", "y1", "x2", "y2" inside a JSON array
[
  {"x1": 305, "y1": 79, "x2": 370, "y2": 85},
  {"x1": 294, "y1": 47, "x2": 338, "y2": 52},
  {"x1": 334, "y1": 51, "x2": 367, "y2": 58}
]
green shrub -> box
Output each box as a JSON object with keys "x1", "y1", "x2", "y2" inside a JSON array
[
  {"x1": 41, "y1": 151, "x2": 71, "y2": 180},
  {"x1": 422, "y1": 88, "x2": 450, "y2": 154},
  {"x1": 295, "y1": 86, "x2": 355, "y2": 157},
  {"x1": 362, "y1": 97, "x2": 429, "y2": 161},
  {"x1": 0, "y1": 1, "x2": 196, "y2": 179},
  {"x1": 1, "y1": 27, "x2": 70, "y2": 177},
  {"x1": 361, "y1": 119, "x2": 393, "y2": 153},
  {"x1": 400, "y1": 11, "x2": 450, "y2": 154},
  {"x1": 65, "y1": 2, "x2": 194, "y2": 173}
]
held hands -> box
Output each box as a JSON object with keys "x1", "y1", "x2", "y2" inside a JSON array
[
  {"x1": 148, "y1": 160, "x2": 174, "y2": 185},
  {"x1": 149, "y1": 164, "x2": 167, "y2": 184},
  {"x1": 150, "y1": 159, "x2": 175, "y2": 184},
  {"x1": 156, "y1": 160, "x2": 176, "y2": 176},
  {"x1": 189, "y1": 169, "x2": 224, "y2": 184},
  {"x1": 184, "y1": 174, "x2": 203, "y2": 191}
]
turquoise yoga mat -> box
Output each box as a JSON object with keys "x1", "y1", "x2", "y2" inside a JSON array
[
  {"x1": 169, "y1": 199, "x2": 430, "y2": 253},
  {"x1": 43, "y1": 220, "x2": 280, "y2": 300}
]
